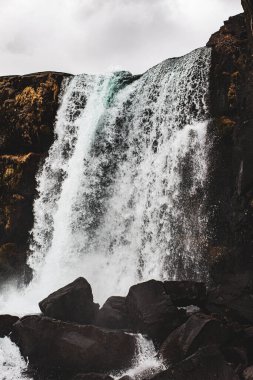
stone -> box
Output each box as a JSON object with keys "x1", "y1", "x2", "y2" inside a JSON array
[
  {"x1": 151, "y1": 346, "x2": 239, "y2": 380},
  {"x1": 95, "y1": 296, "x2": 129, "y2": 330},
  {"x1": 72, "y1": 374, "x2": 114, "y2": 380},
  {"x1": 243, "y1": 366, "x2": 253, "y2": 380},
  {"x1": 39, "y1": 277, "x2": 99, "y2": 324},
  {"x1": 126, "y1": 280, "x2": 186, "y2": 345},
  {"x1": 206, "y1": 272, "x2": 253, "y2": 323},
  {"x1": 159, "y1": 313, "x2": 230, "y2": 365},
  {"x1": 163, "y1": 281, "x2": 206, "y2": 306},
  {"x1": 0, "y1": 314, "x2": 19, "y2": 337},
  {"x1": 12, "y1": 315, "x2": 136, "y2": 374}
]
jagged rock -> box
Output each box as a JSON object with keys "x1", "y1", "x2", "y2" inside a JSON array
[
  {"x1": 0, "y1": 72, "x2": 71, "y2": 155},
  {"x1": 39, "y1": 278, "x2": 99, "y2": 324},
  {"x1": 243, "y1": 366, "x2": 253, "y2": 380},
  {"x1": 163, "y1": 281, "x2": 206, "y2": 306},
  {"x1": 95, "y1": 296, "x2": 129, "y2": 329},
  {"x1": 0, "y1": 72, "x2": 70, "y2": 281},
  {"x1": 206, "y1": 272, "x2": 253, "y2": 323},
  {"x1": 206, "y1": 8, "x2": 253, "y2": 277},
  {"x1": 12, "y1": 315, "x2": 136, "y2": 373},
  {"x1": 126, "y1": 280, "x2": 186, "y2": 345},
  {"x1": 151, "y1": 346, "x2": 239, "y2": 380},
  {"x1": 0, "y1": 314, "x2": 19, "y2": 337},
  {"x1": 159, "y1": 313, "x2": 230, "y2": 365},
  {"x1": 72, "y1": 374, "x2": 113, "y2": 380}
]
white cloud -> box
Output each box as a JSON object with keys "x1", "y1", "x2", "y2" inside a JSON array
[{"x1": 0, "y1": 0, "x2": 243, "y2": 76}]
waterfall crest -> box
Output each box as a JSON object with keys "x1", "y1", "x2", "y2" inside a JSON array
[{"x1": 1, "y1": 47, "x2": 211, "y2": 312}]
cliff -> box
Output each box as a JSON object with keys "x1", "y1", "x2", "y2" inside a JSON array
[
  {"x1": 207, "y1": 2, "x2": 253, "y2": 278},
  {"x1": 0, "y1": 72, "x2": 71, "y2": 280}
]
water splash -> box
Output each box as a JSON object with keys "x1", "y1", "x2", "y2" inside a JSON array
[
  {"x1": 113, "y1": 334, "x2": 165, "y2": 380},
  {"x1": 0, "y1": 337, "x2": 29, "y2": 380}
]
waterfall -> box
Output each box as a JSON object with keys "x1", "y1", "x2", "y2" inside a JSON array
[{"x1": 0, "y1": 47, "x2": 211, "y2": 313}]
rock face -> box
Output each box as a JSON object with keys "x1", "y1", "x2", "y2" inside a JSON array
[
  {"x1": 159, "y1": 313, "x2": 230, "y2": 365},
  {"x1": 163, "y1": 281, "x2": 206, "y2": 307},
  {"x1": 152, "y1": 346, "x2": 239, "y2": 380},
  {"x1": 206, "y1": 4, "x2": 253, "y2": 278},
  {"x1": 0, "y1": 71, "x2": 71, "y2": 281},
  {"x1": 0, "y1": 314, "x2": 19, "y2": 337},
  {"x1": 206, "y1": 272, "x2": 253, "y2": 323},
  {"x1": 126, "y1": 280, "x2": 186, "y2": 345},
  {"x1": 12, "y1": 315, "x2": 136, "y2": 374},
  {"x1": 95, "y1": 296, "x2": 129, "y2": 330},
  {"x1": 39, "y1": 277, "x2": 99, "y2": 324}
]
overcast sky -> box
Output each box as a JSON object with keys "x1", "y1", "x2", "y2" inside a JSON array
[{"x1": 0, "y1": 0, "x2": 242, "y2": 76}]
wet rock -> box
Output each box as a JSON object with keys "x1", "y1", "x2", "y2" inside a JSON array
[
  {"x1": 12, "y1": 315, "x2": 136, "y2": 373},
  {"x1": 39, "y1": 277, "x2": 99, "y2": 324},
  {"x1": 151, "y1": 346, "x2": 239, "y2": 380},
  {"x1": 0, "y1": 314, "x2": 19, "y2": 337},
  {"x1": 163, "y1": 281, "x2": 206, "y2": 306},
  {"x1": 243, "y1": 366, "x2": 253, "y2": 380},
  {"x1": 95, "y1": 296, "x2": 129, "y2": 329},
  {"x1": 206, "y1": 272, "x2": 253, "y2": 323},
  {"x1": 126, "y1": 280, "x2": 186, "y2": 345},
  {"x1": 72, "y1": 374, "x2": 114, "y2": 380},
  {"x1": 0, "y1": 72, "x2": 71, "y2": 281},
  {"x1": 159, "y1": 313, "x2": 230, "y2": 365}
]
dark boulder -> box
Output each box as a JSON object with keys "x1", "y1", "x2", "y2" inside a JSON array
[
  {"x1": 126, "y1": 280, "x2": 186, "y2": 345},
  {"x1": 12, "y1": 315, "x2": 136, "y2": 374},
  {"x1": 243, "y1": 366, "x2": 253, "y2": 380},
  {"x1": 72, "y1": 374, "x2": 113, "y2": 380},
  {"x1": 206, "y1": 272, "x2": 253, "y2": 323},
  {"x1": 0, "y1": 314, "x2": 19, "y2": 337},
  {"x1": 151, "y1": 346, "x2": 239, "y2": 380},
  {"x1": 95, "y1": 296, "x2": 129, "y2": 330},
  {"x1": 39, "y1": 277, "x2": 99, "y2": 324},
  {"x1": 163, "y1": 281, "x2": 206, "y2": 306},
  {"x1": 160, "y1": 313, "x2": 230, "y2": 365}
]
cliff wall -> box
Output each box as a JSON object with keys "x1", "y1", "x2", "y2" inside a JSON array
[{"x1": 0, "y1": 72, "x2": 71, "y2": 280}]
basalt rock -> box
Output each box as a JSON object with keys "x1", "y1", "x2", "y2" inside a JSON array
[
  {"x1": 151, "y1": 346, "x2": 239, "y2": 380},
  {"x1": 0, "y1": 314, "x2": 19, "y2": 337},
  {"x1": 39, "y1": 277, "x2": 99, "y2": 324},
  {"x1": 72, "y1": 374, "x2": 114, "y2": 380},
  {"x1": 206, "y1": 3, "x2": 253, "y2": 278},
  {"x1": 163, "y1": 281, "x2": 206, "y2": 307},
  {"x1": 126, "y1": 280, "x2": 186, "y2": 345},
  {"x1": 95, "y1": 296, "x2": 129, "y2": 330},
  {"x1": 159, "y1": 313, "x2": 231, "y2": 365},
  {"x1": 206, "y1": 272, "x2": 253, "y2": 323},
  {"x1": 12, "y1": 315, "x2": 136, "y2": 374},
  {"x1": 0, "y1": 72, "x2": 71, "y2": 282}
]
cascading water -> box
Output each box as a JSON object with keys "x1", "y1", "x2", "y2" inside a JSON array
[
  {"x1": 0, "y1": 47, "x2": 211, "y2": 314},
  {"x1": 0, "y1": 47, "x2": 211, "y2": 379}
]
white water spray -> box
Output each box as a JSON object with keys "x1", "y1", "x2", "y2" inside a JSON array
[
  {"x1": 0, "y1": 337, "x2": 29, "y2": 380},
  {"x1": 0, "y1": 47, "x2": 211, "y2": 314}
]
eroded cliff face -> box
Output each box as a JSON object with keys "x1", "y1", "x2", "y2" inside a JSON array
[
  {"x1": 0, "y1": 72, "x2": 71, "y2": 280},
  {"x1": 207, "y1": 4, "x2": 253, "y2": 278}
]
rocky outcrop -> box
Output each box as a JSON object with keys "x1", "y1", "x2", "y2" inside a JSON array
[
  {"x1": 0, "y1": 71, "x2": 71, "y2": 281},
  {"x1": 126, "y1": 280, "x2": 186, "y2": 345},
  {"x1": 152, "y1": 346, "x2": 239, "y2": 380},
  {"x1": 0, "y1": 314, "x2": 19, "y2": 337},
  {"x1": 95, "y1": 296, "x2": 129, "y2": 330},
  {"x1": 207, "y1": 3, "x2": 253, "y2": 278},
  {"x1": 39, "y1": 277, "x2": 99, "y2": 324},
  {"x1": 12, "y1": 315, "x2": 136, "y2": 375}
]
